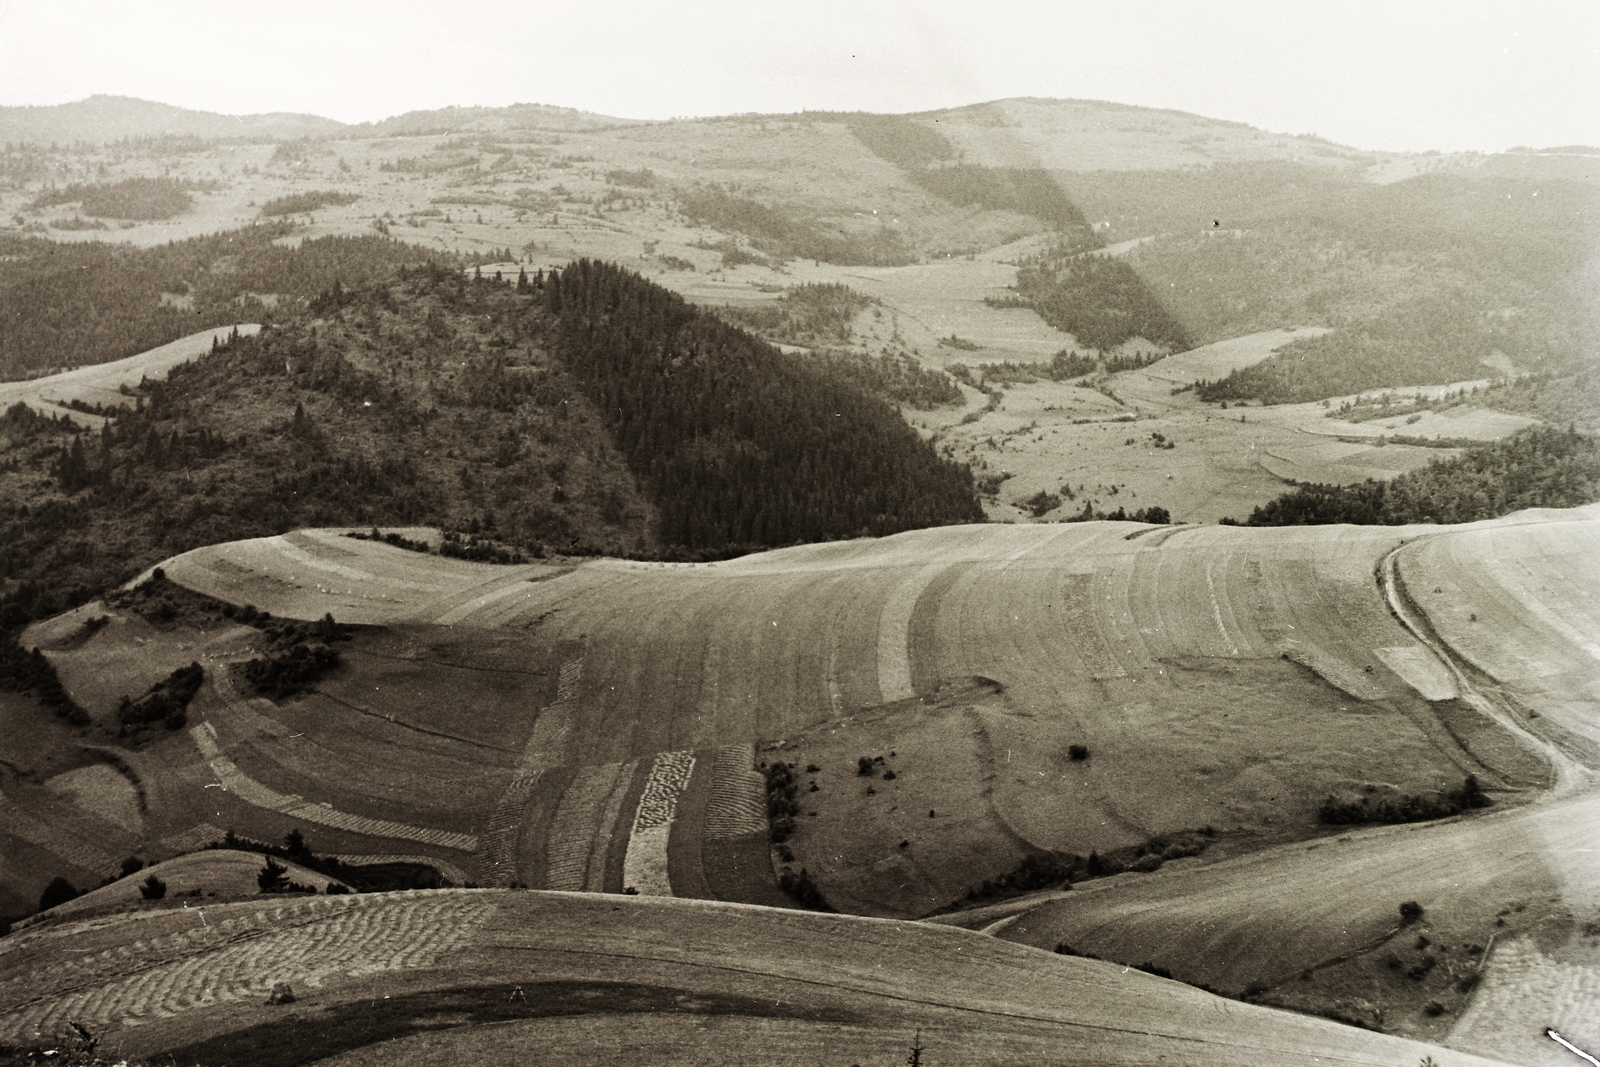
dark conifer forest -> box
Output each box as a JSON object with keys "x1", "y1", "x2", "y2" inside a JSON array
[
  {"x1": 0, "y1": 258, "x2": 983, "y2": 629},
  {"x1": 545, "y1": 259, "x2": 982, "y2": 548}
]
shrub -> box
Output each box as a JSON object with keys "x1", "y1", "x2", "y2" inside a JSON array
[
  {"x1": 39, "y1": 876, "x2": 79, "y2": 911},
  {"x1": 139, "y1": 874, "x2": 167, "y2": 900},
  {"x1": 1068, "y1": 744, "x2": 1090, "y2": 761},
  {"x1": 763, "y1": 761, "x2": 800, "y2": 843},
  {"x1": 1400, "y1": 900, "x2": 1424, "y2": 923},
  {"x1": 777, "y1": 867, "x2": 834, "y2": 912},
  {"x1": 857, "y1": 756, "x2": 875, "y2": 776},
  {"x1": 258, "y1": 857, "x2": 290, "y2": 893}
]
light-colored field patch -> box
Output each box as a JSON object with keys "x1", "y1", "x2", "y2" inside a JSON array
[
  {"x1": 876, "y1": 563, "x2": 944, "y2": 702},
  {"x1": 190, "y1": 723, "x2": 477, "y2": 851},
  {"x1": 45, "y1": 764, "x2": 141, "y2": 833},
  {"x1": 623, "y1": 751, "x2": 696, "y2": 896},
  {"x1": 1448, "y1": 937, "x2": 1600, "y2": 1066},
  {"x1": 0, "y1": 326, "x2": 262, "y2": 427},
  {"x1": 1137, "y1": 327, "x2": 1332, "y2": 386},
  {"x1": 1374, "y1": 645, "x2": 1458, "y2": 701}
]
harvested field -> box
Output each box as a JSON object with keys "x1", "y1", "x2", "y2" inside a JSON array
[
  {"x1": 189, "y1": 722, "x2": 477, "y2": 852},
  {"x1": 0, "y1": 889, "x2": 1512, "y2": 1067},
  {"x1": 623, "y1": 750, "x2": 695, "y2": 896},
  {"x1": 143, "y1": 516, "x2": 1572, "y2": 912},
  {"x1": 0, "y1": 891, "x2": 493, "y2": 1050}
]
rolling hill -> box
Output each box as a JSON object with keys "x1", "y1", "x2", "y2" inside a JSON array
[
  {"x1": 6, "y1": 501, "x2": 1594, "y2": 1058},
  {"x1": 0, "y1": 888, "x2": 1517, "y2": 1066},
  {"x1": 3, "y1": 93, "x2": 1599, "y2": 1066}
]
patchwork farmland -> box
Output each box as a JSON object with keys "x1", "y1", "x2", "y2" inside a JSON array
[{"x1": 7, "y1": 504, "x2": 1597, "y2": 1061}]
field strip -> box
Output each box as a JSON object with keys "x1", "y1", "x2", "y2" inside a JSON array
[
  {"x1": 476, "y1": 657, "x2": 586, "y2": 885},
  {"x1": 0, "y1": 892, "x2": 495, "y2": 1047},
  {"x1": 544, "y1": 762, "x2": 626, "y2": 891},
  {"x1": 1373, "y1": 645, "x2": 1458, "y2": 701},
  {"x1": 623, "y1": 751, "x2": 696, "y2": 896},
  {"x1": 189, "y1": 724, "x2": 477, "y2": 851},
  {"x1": 431, "y1": 575, "x2": 549, "y2": 626},
  {"x1": 1447, "y1": 936, "x2": 1600, "y2": 1063},
  {"x1": 587, "y1": 760, "x2": 639, "y2": 891},
  {"x1": 1203, "y1": 559, "x2": 1241, "y2": 658},
  {"x1": 157, "y1": 823, "x2": 225, "y2": 856},
  {"x1": 703, "y1": 744, "x2": 767, "y2": 839},
  {"x1": 0, "y1": 790, "x2": 119, "y2": 877},
  {"x1": 877, "y1": 564, "x2": 946, "y2": 703},
  {"x1": 330, "y1": 855, "x2": 471, "y2": 886},
  {"x1": 1484, "y1": 552, "x2": 1600, "y2": 665},
  {"x1": 1057, "y1": 574, "x2": 1127, "y2": 680},
  {"x1": 476, "y1": 773, "x2": 542, "y2": 888}
]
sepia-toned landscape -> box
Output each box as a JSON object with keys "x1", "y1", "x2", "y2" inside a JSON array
[{"x1": 0, "y1": 82, "x2": 1596, "y2": 1067}]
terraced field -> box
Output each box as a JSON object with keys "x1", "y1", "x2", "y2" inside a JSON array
[{"x1": 0, "y1": 889, "x2": 1513, "y2": 1067}]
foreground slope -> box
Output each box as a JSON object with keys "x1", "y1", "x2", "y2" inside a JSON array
[
  {"x1": 12, "y1": 507, "x2": 1594, "y2": 1054},
  {"x1": 0, "y1": 888, "x2": 1514, "y2": 1066}
]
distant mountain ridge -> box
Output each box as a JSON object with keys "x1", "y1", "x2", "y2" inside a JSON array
[
  {"x1": 0, "y1": 94, "x2": 344, "y2": 144},
  {"x1": 0, "y1": 95, "x2": 648, "y2": 145}
]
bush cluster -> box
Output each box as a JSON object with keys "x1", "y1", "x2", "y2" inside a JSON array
[
  {"x1": 0, "y1": 636, "x2": 89, "y2": 724},
  {"x1": 1319, "y1": 776, "x2": 1490, "y2": 825},
  {"x1": 345, "y1": 527, "x2": 430, "y2": 553},
  {"x1": 239, "y1": 613, "x2": 349, "y2": 700},
  {"x1": 763, "y1": 761, "x2": 800, "y2": 843},
  {"x1": 117, "y1": 661, "x2": 203, "y2": 730}
]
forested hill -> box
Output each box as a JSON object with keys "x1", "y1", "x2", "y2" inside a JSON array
[
  {"x1": 546, "y1": 260, "x2": 983, "y2": 547},
  {"x1": 0, "y1": 226, "x2": 464, "y2": 380},
  {"x1": 0, "y1": 261, "x2": 982, "y2": 627},
  {"x1": 1235, "y1": 426, "x2": 1600, "y2": 526}
]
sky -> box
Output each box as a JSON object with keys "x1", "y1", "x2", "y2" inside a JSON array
[{"x1": 0, "y1": 0, "x2": 1595, "y2": 153}]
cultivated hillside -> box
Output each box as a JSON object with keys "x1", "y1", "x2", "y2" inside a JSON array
[
  {"x1": 0, "y1": 889, "x2": 1515, "y2": 1066},
  {"x1": 8, "y1": 503, "x2": 1595, "y2": 1049}
]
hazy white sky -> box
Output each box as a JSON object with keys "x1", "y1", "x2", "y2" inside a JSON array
[{"x1": 0, "y1": 0, "x2": 1595, "y2": 153}]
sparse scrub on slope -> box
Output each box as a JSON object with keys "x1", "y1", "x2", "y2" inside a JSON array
[
  {"x1": 676, "y1": 186, "x2": 916, "y2": 267},
  {"x1": 28, "y1": 177, "x2": 209, "y2": 220},
  {"x1": 717, "y1": 283, "x2": 872, "y2": 345},
  {"x1": 241, "y1": 613, "x2": 349, "y2": 700},
  {"x1": 0, "y1": 634, "x2": 90, "y2": 724},
  {"x1": 1014, "y1": 254, "x2": 1191, "y2": 353},
  {"x1": 0, "y1": 225, "x2": 455, "y2": 380}
]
